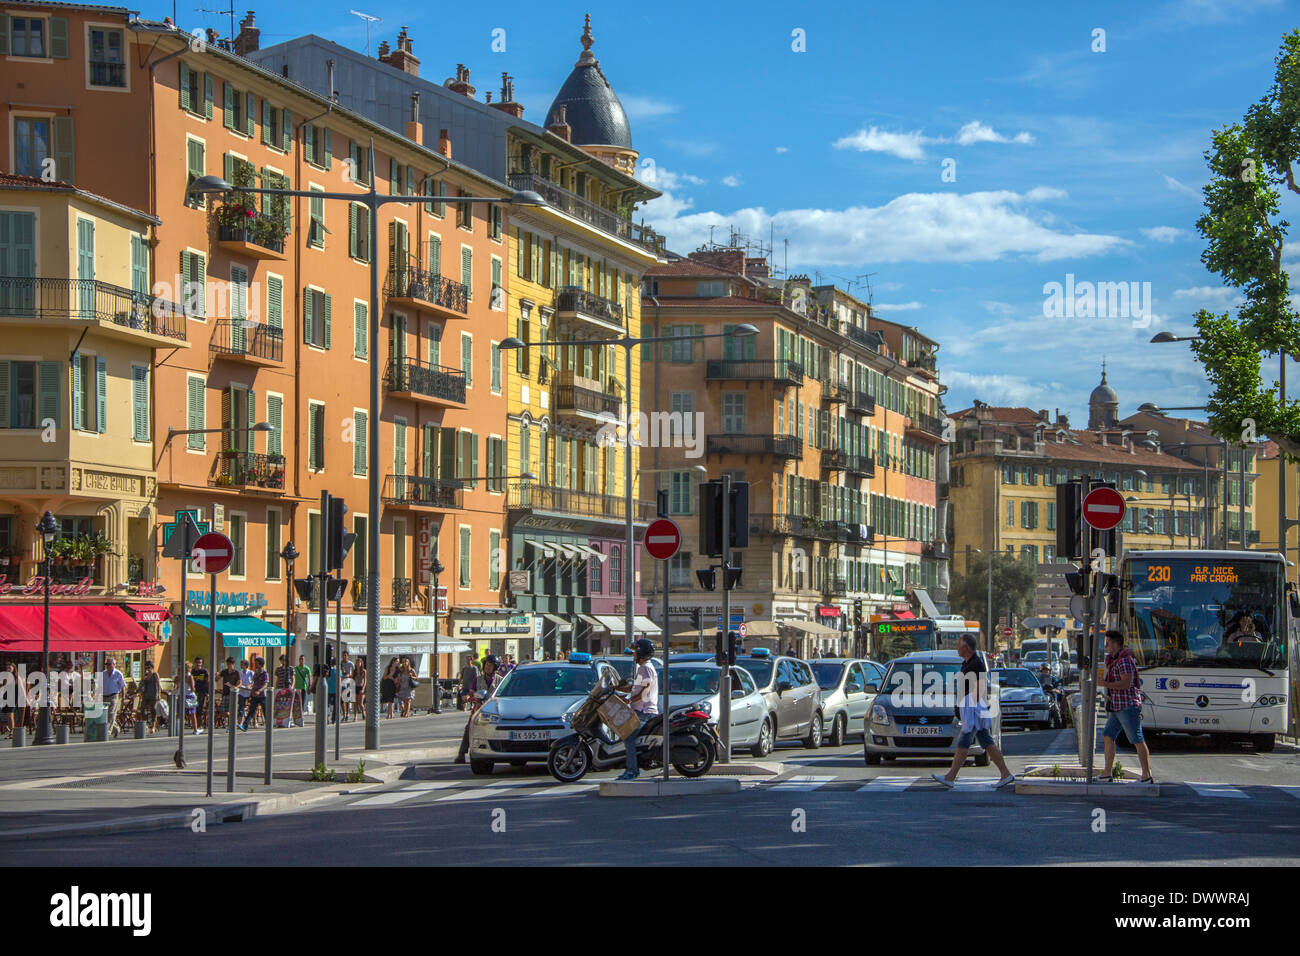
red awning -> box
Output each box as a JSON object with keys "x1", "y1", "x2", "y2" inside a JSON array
[
  {"x1": 125, "y1": 604, "x2": 170, "y2": 624},
  {"x1": 893, "y1": 609, "x2": 917, "y2": 619},
  {"x1": 0, "y1": 605, "x2": 159, "y2": 653}
]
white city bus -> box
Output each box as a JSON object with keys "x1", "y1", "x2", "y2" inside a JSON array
[{"x1": 1119, "y1": 549, "x2": 1293, "y2": 751}]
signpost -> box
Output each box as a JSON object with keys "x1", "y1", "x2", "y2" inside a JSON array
[
  {"x1": 192, "y1": 531, "x2": 233, "y2": 798},
  {"x1": 161, "y1": 513, "x2": 201, "y2": 750},
  {"x1": 644, "y1": 518, "x2": 681, "y2": 783},
  {"x1": 1082, "y1": 486, "x2": 1126, "y2": 532},
  {"x1": 1077, "y1": 478, "x2": 1125, "y2": 781}
]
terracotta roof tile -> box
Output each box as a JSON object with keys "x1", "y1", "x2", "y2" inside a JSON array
[
  {"x1": 650, "y1": 295, "x2": 773, "y2": 308},
  {"x1": 645, "y1": 259, "x2": 746, "y2": 279}
]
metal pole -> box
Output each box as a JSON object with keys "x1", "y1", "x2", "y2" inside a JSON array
[
  {"x1": 206, "y1": 573, "x2": 216, "y2": 796},
  {"x1": 1203, "y1": 458, "x2": 1210, "y2": 548},
  {"x1": 225, "y1": 679, "x2": 237, "y2": 792},
  {"x1": 1081, "y1": 475, "x2": 1096, "y2": 781},
  {"x1": 719, "y1": 473, "x2": 732, "y2": 763},
  {"x1": 335, "y1": 574, "x2": 342, "y2": 761},
  {"x1": 176, "y1": 546, "x2": 187, "y2": 747},
  {"x1": 316, "y1": 490, "x2": 329, "y2": 768},
  {"x1": 662, "y1": 556, "x2": 670, "y2": 782},
  {"x1": 263, "y1": 641, "x2": 273, "y2": 786},
  {"x1": 1222, "y1": 441, "x2": 1229, "y2": 549},
  {"x1": 623, "y1": 342, "x2": 634, "y2": 679},
  {"x1": 35, "y1": 553, "x2": 53, "y2": 745},
  {"x1": 432, "y1": 568, "x2": 440, "y2": 713},
  {"x1": 1240, "y1": 443, "x2": 1247, "y2": 551},
  {"x1": 1283, "y1": 354, "x2": 1289, "y2": 561},
  {"x1": 365, "y1": 143, "x2": 382, "y2": 752}
]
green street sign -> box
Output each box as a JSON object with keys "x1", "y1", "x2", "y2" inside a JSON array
[{"x1": 892, "y1": 588, "x2": 905, "y2": 597}]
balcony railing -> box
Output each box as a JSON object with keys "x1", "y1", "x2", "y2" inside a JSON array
[
  {"x1": 351, "y1": 579, "x2": 368, "y2": 610},
  {"x1": 707, "y1": 434, "x2": 802, "y2": 459},
  {"x1": 556, "y1": 286, "x2": 624, "y2": 330},
  {"x1": 749, "y1": 513, "x2": 856, "y2": 542},
  {"x1": 824, "y1": 578, "x2": 849, "y2": 596},
  {"x1": 821, "y1": 379, "x2": 850, "y2": 404},
  {"x1": 821, "y1": 448, "x2": 848, "y2": 471},
  {"x1": 382, "y1": 474, "x2": 466, "y2": 509},
  {"x1": 908, "y1": 412, "x2": 945, "y2": 438},
  {"x1": 0, "y1": 276, "x2": 187, "y2": 342},
  {"x1": 844, "y1": 524, "x2": 875, "y2": 544},
  {"x1": 210, "y1": 317, "x2": 283, "y2": 363},
  {"x1": 217, "y1": 219, "x2": 285, "y2": 256},
  {"x1": 508, "y1": 482, "x2": 653, "y2": 522},
  {"x1": 909, "y1": 352, "x2": 938, "y2": 374},
  {"x1": 385, "y1": 357, "x2": 467, "y2": 404},
  {"x1": 385, "y1": 263, "x2": 469, "y2": 316},
  {"x1": 89, "y1": 60, "x2": 126, "y2": 87},
  {"x1": 848, "y1": 391, "x2": 876, "y2": 415},
  {"x1": 507, "y1": 172, "x2": 661, "y2": 252},
  {"x1": 705, "y1": 359, "x2": 804, "y2": 385},
  {"x1": 1226, "y1": 528, "x2": 1261, "y2": 544},
  {"x1": 844, "y1": 324, "x2": 880, "y2": 351},
  {"x1": 216, "y1": 451, "x2": 286, "y2": 490},
  {"x1": 392, "y1": 577, "x2": 414, "y2": 611},
  {"x1": 848, "y1": 454, "x2": 876, "y2": 478},
  {"x1": 554, "y1": 375, "x2": 621, "y2": 417}
]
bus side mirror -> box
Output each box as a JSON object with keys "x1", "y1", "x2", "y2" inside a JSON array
[{"x1": 1289, "y1": 591, "x2": 1300, "y2": 619}]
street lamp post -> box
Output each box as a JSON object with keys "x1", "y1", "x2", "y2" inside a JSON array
[
  {"x1": 280, "y1": 542, "x2": 299, "y2": 729},
  {"x1": 500, "y1": 327, "x2": 758, "y2": 674},
  {"x1": 34, "y1": 511, "x2": 59, "y2": 746},
  {"x1": 189, "y1": 169, "x2": 545, "y2": 752},
  {"x1": 430, "y1": 558, "x2": 444, "y2": 713}
]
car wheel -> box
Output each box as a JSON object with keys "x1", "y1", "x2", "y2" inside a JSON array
[
  {"x1": 469, "y1": 759, "x2": 494, "y2": 775},
  {"x1": 802, "y1": 712, "x2": 823, "y2": 749},
  {"x1": 973, "y1": 751, "x2": 990, "y2": 767},
  {"x1": 829, "y1": 713, "x2": 847, "y2": 748},
  {"x1": 864, "y1": 750, "x2": 882, "y2": 766},
  {"x1": 1253, "y1": 733, "x2": 1276, "y2": 753},
  {"x1": 749, "y1": 718, "x2": 775, "y2": 758}
]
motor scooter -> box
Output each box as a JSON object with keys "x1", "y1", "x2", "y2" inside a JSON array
[{"x1": 547, "y1": 669, "x2": 719, "y2": 782}]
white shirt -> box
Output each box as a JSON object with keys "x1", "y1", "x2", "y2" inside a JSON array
[
  {"x1": 630, "y1": 661, "x2": 659, "y2": 715},
  {"x1": 238, "y1": 668, "x2": 252, "y2": 697}
]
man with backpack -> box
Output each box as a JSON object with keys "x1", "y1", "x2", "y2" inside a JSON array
[{"x1": 1097, "y1": 629, "x2": 1154, "y2": 783}]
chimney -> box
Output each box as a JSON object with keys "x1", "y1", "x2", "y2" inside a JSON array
[
  {"x1": 384, "y1": 26, "x2": 420, "y2": 77},
  {"x1": 437, "y1": 128, "x2": 451, "y2": 159},
  {"x1": 689, "y1": 247, "x2": 745, "y2": 276},
  {"x1": 546, "y1": 105, "x2": 571, "y2": 142},
  {"x1": 376, "y1": 39, "x2": 390, "y2": 60},
  {"x1": 326, "y1": 59, "x2": 337, "y2": 102},
  {"x1": 233, "y1": 10, "x2": 259, "y2": 56},
  {"x1": 446, "y1": 64, "x2": 475, "y2": 98},
  {"x1": 406, "y1": 91, "x2": 422, "y2": 143},
  {"x1": 490, "y1": 72, "x2": 526, "y2": 119}
]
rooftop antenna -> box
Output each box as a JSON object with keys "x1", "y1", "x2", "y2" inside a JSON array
[
  {"x1": 194, "y1": 2, "x2": 235, "y2": 45},
  {"x1": 349, "y1": 9, "x2": 382, "y2": 56}
]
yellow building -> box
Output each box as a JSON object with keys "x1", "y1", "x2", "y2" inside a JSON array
[{"x1": 1255, "y1": 441, "x2": 1297, "y2": 584}]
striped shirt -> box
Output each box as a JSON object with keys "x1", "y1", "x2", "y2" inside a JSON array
[{"x1": 1104, "y1": 648, "x2": 1142, "y2": 711}]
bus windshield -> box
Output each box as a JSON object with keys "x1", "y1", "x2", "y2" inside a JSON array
[{"x1": 1122, "y1": 556, "x2": 1286, "y2": 671}]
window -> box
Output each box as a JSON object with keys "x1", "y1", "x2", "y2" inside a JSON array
[
  {"x1": 266, "y1": 393, "x2": 283, "y2": 457},
  {"x1": 8, "y1": 16, "x2": 64, "y2": 58},
  {"x1": 347, "y1": 140, "x2": 371, "y2": 187},
  {"x1": 697, "y1": 280, "x2": 727, "y2": 297},
  {"x1": 265, "y1": 508, "x2": 282, "y2": 580},
  {"x1": 489, "y1": 204, "x2": 502, "y2": 240},
  {"x1": 487, "y1": 436, "x2": 506, "y2": 492},
  {"x1": 489, "y1": 530, "x2": 501, "y2": 591},
  {"x1": 222, "y1": 82, "x2": 255, "y2": 138},
  {"x1": 181, "y1": 250, "x2": 206, "y2": 318},
  {"x1": 425, "y1": 178, "x2": 445, "y2": 217},
  {"x1": 88, "y1": 27, "x2": 125, "y2": 88},
  {"x1": 303, "y1": 124, "x2": 331, "y2": 169},
  {"x1": 348, "y1": 203, "x2": 371, "y2": 262},
  {"x1": 308, "y1": 187, "x2": 325, "y2": 247},
  {"x1": 1006, "y1": 500, "x2": 1014, "y2": 527},
  {"x1": 721, "y1": 393, "x2": 746, "y2": 434},
  {"x1": 519, "y1": 421, "x2": 530, "y2": 475},
  {"x1": 662, "y1": 325, "x2": 698, "y2": 363},
  {"x1": 131, "y1": 365, "x2": 149, "y2": 441},
  {"x1": 459, "y1": 526, "x2": 472, "y2": 588},
  {"x1": 456, "y1": 189, "x2": 472, "y2": 230},
  {"x1": 178, "y1": 63, "x2": 212, "y2": 118},
  {"x1": 490, "y1": 342, "x2": 502, "y2": 393},
  {"x1": 261, "y1": 101, "x2": 291, "y2": 152},
  {"x1": 589, "y1": 552, "x2": 603, "y2": 593},
  {"x1": 13, "y1": 116, "x2": 68, "y2": 180},
  {"x1": 229, "y1": 514, "x2": 246, "y2": 577},
  {"x1": 491, "y1": 257, "x2": 503, "y2": 309},
  {"x1": 353, "y1": 301, "x2": 367, "y2": 359},
  {"x1": 461, "y1": 333, "x2": 473, "y2": 387},
  {"x1": 461, "y1": 246, "x2": 473, "y2": 300},
  {"x1": 303, "y1": 287, "x2": 331, "y2": 349},
  {"x1": 670, "y1": 392, "x2": 694, "y2": 439},
  {"x1": 0, "y1": 360, "x2": 60, "y2": 430},
  {"x1": 266, "y1": 275, "x2": 283, "y2": 333},
  {"x1": 669, "y1": 552, "x2": 692, "y2": 588},
  {"x1": 610, "y1": 546, "x2": 622, "y2": 592},
  {"x1": 186, "y1": 375, "x2": 206, "y2": 449},
  {"x1": 72, "y1": 354, "x2": 104, "y2": 433},
  {"x1": 308, "y1": 401, "x2": 325, "y2": 471},
  {"x1": 353, "y1": 410, "x2": 368, "y2": 476},
  {"x1": 669, "y1": 472, "x2": 696, "y2": 515},
  {"x1": 1047, "y1": 501, "x2": 1056, "y2": 530},
  {"x1": 515, "y1": 309, "x2": 530, "y2": 375}
]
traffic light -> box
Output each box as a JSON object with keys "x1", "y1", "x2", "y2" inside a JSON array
[
  {"x1": 326, "y1": 576, "x2": 349, "y2": 603},
  {"x1": 699, "y1": 480, "x2": 750, "y2": 556},
  {"x1": 1056, "y1": 481, "x2": 1081, "y2": 560},
  {"x1": 715, "y1": 630, "x2": 739, "y2": 666},
  {"x1": 696, "y1": 568, "x2": 717, "y2": 591},
  {"x1": 722, "y1": 565, "x2": 742, "y2": 591},
  {"x1": 326, "y1": 495, "x2": 351, "y2": 571},
  {"x1": 656, "y1": 488, "x2": 669, "y2": 519},
  {"x1": 293, "y1": 577, "x2": 316, "y2": 602},
  {"x1": 853, "y1": 598, "x2": 863, "y2": 627}
]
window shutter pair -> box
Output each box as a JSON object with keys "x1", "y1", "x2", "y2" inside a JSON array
[
  {"x1": 187, "y1": 377, "x2": 205, "y2": 448},
  {"x1": 354, "y1": 410, "x2": 368, "y2": 475},
  {"x1": 440, "y1": 426, "x2": 456, "y2": 482},
  {"x1": 267, "y1": 394, "x2": 282, "y2": 457},
  {"x1": 266, "y1": 275, "x2": 282, "y2": 331}
]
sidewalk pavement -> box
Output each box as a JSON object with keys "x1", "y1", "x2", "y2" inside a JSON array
[{"x1": 0, "y1": 714, "x2": 465, "y2": 841}]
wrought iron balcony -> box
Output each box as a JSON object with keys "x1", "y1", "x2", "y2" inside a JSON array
[
  {"x1": 844, "y1": 523, "x2": 875, "y2": 544},
  {"x1": 848, "y1": 454, "x2": 876, "y2": 478},
  {"x1": 844, "y1": 324, "x2": 881, "y2": 351},
  {"x1": 707, "y1": 434, "x2": 802, "y2": 459},
  {"x1": 351, "y1": 579, "x2": 368, "y2": 610},
  {"x1": 508, "y1": 482, "x2": 653, "y2": 522},
  {"x1": 847, "y1": 390, "x2": 876, "y2": 415},
  {"x1": 385, "y1": 357, "x2": 467, "y2": 405},
  {"x1": 824, "y1": 578, "x2": 849, "y2": 596},
  {"x1": 922, "y1": 541, "x2": 948, "y2": 559},
  {"x1": 210, "y1": 317, "x2": 283, "y2": 364},
  {"x1": 909, "y1": 352, "x2": 938, "y2": 374},
  {"x1": 215, "y1": 451, "x2": 286, "y2": 490},
  {"x1": 382, "y1": 474, "x2": 466, "y2": 510},
  {"x1": 385, "y1": 263, "x2": 469, "y2": 316},
  {"x1": 821, "y1": 448, "x2": 848, "y2": 471},
  {"x1": 556, "y1": 286, "x2": 624, "y2": 332},
  {"x1": 216, "y1": 219, "x2": 285, "y2": 258},
  {"x1": 821, "y1": 379, "x2": 850, "y2": 404},
  {"x1": 706, "y1": 359, "x2": 804, "y2": 385},
  {"x1": 392, "y1": 577, "x2": 414, "y2": 611},
  {"x1": 0, "y1": 276, "x2": 187, "y2": 342},
  {"x1": 907, "y1": 412, "x2": 946, "y2": 438},
  {"x1": 507, "y1": 172, "x2": 662, "y2": 253},
  {"x1": 89, "y1": 59, "x2": 126, "y2": 87},
  {"x1": 553, "y1": 371, "x2": 620, "y2": 417},
  {"x1": 748, "y1": 513, "x2": 850, "y2": 542}
]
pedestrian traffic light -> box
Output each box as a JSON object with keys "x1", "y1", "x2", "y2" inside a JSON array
[
  {"x1": 326, "y1": 577, "x2": 349, "y2": 602},
  {"x1": 722, "y1": 565, "x2": 742, "y2": 591},
  {"x1": 696, "y1": 567, "x2": 717, "y2": 591},
  {"x1": 293, "y1": 577, "x2": 316, "y2": 602},
  {"x1": 699, "y1": 480, "x2": 750, "y2": 556},
  {"x1": 326, "y1": 495, "x2": 351, "y2": 571}
]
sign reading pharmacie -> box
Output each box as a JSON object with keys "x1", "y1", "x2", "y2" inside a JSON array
[{"x1": 187, "y1": 590, "x2": 269, "y2": 613}]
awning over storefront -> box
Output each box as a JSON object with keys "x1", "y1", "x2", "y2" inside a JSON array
[
  {"x1": 576, "y1": 545, "x2": 606, "y2": 561},
  {"x1": 187, "y1": 615, "x2": 292, "y2": 648},
  {"x1": 576, "y1": 614, "x2": 603, "y2": 629},
  {"x1": 633, "y1": 616, "x2": 661, "y2": 635},
  {"x1": 0, "y1": 605, "x2": 158, "y2": 653},
  {"x1": 124, "y1": 604, "x2": 170, "y2": 624},
  {"x1": 743, "y1": 620, "x2": 781, "y2": 638},
  {"x1": 781, "y1": 619, "x2": 838, "y2": 637},
  {"x1": 913, "y1": 589, "x2": 940, "y2": 619},
  {"x1": 542, "y1": 613, "x2": 573, "y2": 632},
  {"x1": 592, "y1": 615, "x2": 661, "y2": 635},
  {"x1": 893, "y1": 609, "x2": 917, "y2": 620}
]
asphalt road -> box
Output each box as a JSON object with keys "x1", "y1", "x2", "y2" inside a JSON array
[{"x1": 11, "y1": 727, "x2": 1300, "y2": 866}]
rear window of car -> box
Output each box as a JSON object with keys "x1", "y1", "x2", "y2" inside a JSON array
[
  {"x1": 811, "y1": 662, "x2": 845, "y2": 689},
  {"x1": 738, "y1": 659, "x2": 773, "y2": 687}
]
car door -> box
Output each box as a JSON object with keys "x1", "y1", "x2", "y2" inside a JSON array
[
  {"x1": 775, "y1": 659, "x2": 802, "y2": 736},
  {"x1": 797, "y1": 661, "x2": 819, "y2": 729},
  {"x1": 730, "y1": 668, "x2": 760, "y2": 745},
  {"x1": 844, "y1": 662, "x2": 868, "y2": 734}
]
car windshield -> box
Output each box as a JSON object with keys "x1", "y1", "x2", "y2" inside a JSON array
[
  {"x1": 811, "y1": 662, "x2": 846, "y2": 690},
  {"x1": 738, "y1": 659, "x2": 773, "y2": 687},
  {"x1": 881, "y1": 660, "x2": 964, "y2": 696},
  {"x1": 993, "y1": 669, "x2": 1040, "y2": 689},
  {"x1": 1023, "y1": 651, "x2": 1047, "y2": 663},
  {"x1": 598, "y1": 658, "x2": 661, "y2": 682},
  {"x1": 494, "y1": 666, "x2": 596, "y2": 698},
  {"x1": 666, "y1": 667, "x2": 721, "y2": 696}
]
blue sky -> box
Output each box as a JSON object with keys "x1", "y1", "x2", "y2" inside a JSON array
[{"x1": 194, "y1": 0, "x2": 1300, "y2": 424}]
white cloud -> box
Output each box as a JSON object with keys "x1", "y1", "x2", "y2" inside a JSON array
[
  {"x1": 833, "y1": 126, "x2": 931, "y2": 160},
  {"x1": 636, "y1": 164, "x2": 705, "y2": 191},
  {"x1": 943, "y1": 369, "x2": 1059, "y2": 407},
  {"x1": 721, "y1": 175, "x2": 741, "y2": 187},
  {"x1": 954, "y1": 121, "x2": 1035, "y2": 146},
  {"x1": 1162, "y1": 173, "x2": 1199, "y2": 197},
  {"x1": 619, "y1": 96, "x2": 676, "y2": 120},
  {"x1": 643, "y1": 188, "x2": 1126, "y2": 265},
  {"x1": 775, "y1": 146, "x2": 789, "y2": 153},
  {"x1": 875, "y1": 301, "x2": 924, "y2": 312},
  {"x1": 666, "y1": 139, "x2": 719, "y2": 157},
  {"x1": 1142, "y1": 226, "x2": 1187, "y2": 243},
  {"x1": 1172, "y1": 285, "x2": 1242, "y2": 309},
  {"x1": 1024, "y1": 186, "x2": 1067, "y2": 202}
]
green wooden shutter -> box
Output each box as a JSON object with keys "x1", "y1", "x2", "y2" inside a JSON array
[
  {"x1": 52, "y1": 117, "x2": 74, "y2": 183},
  {"x1": 230, "y1": 265, "x2": 248, "y2": 351},
  {"x1": 261, "y1": 100, "x2": 272, "y2": 145},
  {"x1": 470, "y1": 434, "x2": 479, "y2": 490},
  {"x1": 354, "y1": 410, "x2": 367, "y2": 474},
  {"x1": 220, "y1": 387, "x2": 232, "y2": 451},
  {"x1": 0, "y1": 361, "x2": 9, "y2": 428},
  {"x1": 132, "y1": 366, "x2": 148, "y2": 441},
  {"x1": 187, "y1": 377, "x2": 204, "y2": 448},
  {"x1": 267, "y1": 394, "x2": 282, "y2": 457},
  {"x1": 94, "y1": 356, "x2": 106, "y2": 434},
  {"x1": 429, "y1": 234, "x2": 441, "y2": 274},
  {"x1": 422, "y1": 423, "x2": 435, "y2": 476},
  {"x1": 50, "y1": 17, "x2": 69, "y2": 58},
  {"x1": 440, "y1": 426, "x2": 455, "y2": 481},
  {"x1": 323, "y1": 128, "x2": 332, "y2": 169},
  {"x1": 389, "y1": 157, "x2": 398, "y2": 195},
  {"x1": 303, "y1": 288, "x2": 314, "y2": 345},
  {"x1": 130, "y1": 234, "x2": 148, "y2": 295},
  {"x1": 354, "y1": 302, "x2": 366, "y2": 358},
  {"x1": 38, "y1": 361, "x2": 60, "y2": 429},
  {"x1": 461, "y1": 247, "x2": 472, "y2": 299},
  {"x1": 281, "y1": 109, "x2": 291, "y2": 152},
  {"x1": 303, "y1": 124, "x2": 314, "y2": 162},
  {"x1": 323, "y1": 293, "x2": 332, "y2": 349},
  {"x1": 267, "y1": 275, "x2": 282, "y2": 331},
  {"x1": 179, "y1": 61, "x2": 191, "y2": 110},
  {"x1": 245, "y1": 388, "x2": 256, "y2": 451},
  {"x1": 308, "y1": 404, "x2": 321, "y2": 470},
  {"x1": 203, "y1": 73, "x2": 214, "y2": 118},
  {"x1": 245, "y1": 92, "x2": 255, "y2": 137},
  {"x1": 348, "y1": 204, "x2": 357, "y2": 259},
  {"x1": 394, "y1": 418, "x2": 406, "y2": 475},
  {"x1": 71, "y1": 357, "x2": 83, "y2": 430},
  {"x1": 223, "y1": 82, "x2": 235, "y2": 129}
]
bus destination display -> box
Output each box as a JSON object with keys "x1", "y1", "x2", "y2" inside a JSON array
[{"x1": 1143, "y1": 563, "x2": 1241, "y2": 586}]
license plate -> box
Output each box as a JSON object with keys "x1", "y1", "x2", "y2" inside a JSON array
[
  {"x1": 903, "y1": 725, "x2": 944, "y2": 736},
  {"x1": 508, "y1": 730, "x2": 550, "y2": 741}
]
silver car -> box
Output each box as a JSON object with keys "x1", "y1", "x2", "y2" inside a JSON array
[
  {"x1": 466, "y1": 659, "x2": 616, "y2": 775},
  {"x1": 664, "y1": 663, "x2": 768, "y2": 752},
  {"x1": 864, "y1": 651, "x2": 1001, "y2": 766},
  {"x1": 808, "y1": 659, "x2": 885, "y2": 747},
  {"x1": 991, "y1": 667, "x2": 1053, "y2": 729}
]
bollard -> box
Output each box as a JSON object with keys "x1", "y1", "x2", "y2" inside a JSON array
[
  {"x1": 226, "y1": 688, "x2": 238, "y2": 793},
  {"x1": 11, "y1": 726, "x2": 25, "y2": 747},
  {"x1": 134, "y1": 720, "x2": 147, "y2": 739},
  {"x1": 55, "y1": 724, "x2": 68, "y2": 745}
]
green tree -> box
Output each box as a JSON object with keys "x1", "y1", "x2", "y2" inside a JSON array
[
  {"x1": 948, "y1": 551, "x2": 1036, "y2": 644},
  {"x1": 1192, "y1": 30, "x2": 1300, "y2": 458}
]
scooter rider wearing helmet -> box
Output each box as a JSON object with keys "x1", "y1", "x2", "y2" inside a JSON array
[
  {"x1": 454, "y1": 654, "x2": 502, "y2": 764},
  {"x1": 616, "y1": 639, "x2": 659, "y2": 781}
]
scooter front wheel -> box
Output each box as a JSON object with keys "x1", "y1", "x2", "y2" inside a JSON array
[
  {"x1": 671, "y1": 735, "x2": 715, "y2": 778},
  {"x1": 547, "y1": 740, "x2": 592, "y2": 783}
]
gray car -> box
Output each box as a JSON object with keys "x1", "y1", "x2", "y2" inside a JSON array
[
  {"x1": 864, "y1": 650, "x2": 1001, "y2": 766},
  {"x1": 733, "y1": 652, "x2": 824, "y2": 756},
  {"x1": 664, "y1": 663, "x2": 768, "y2": 752},
  {"x1": 808, "y1": 659, "x2": 885, "y2": 747},
  {"x1": 991, "y1": 667, "x2": 1053, "y2": 729}
]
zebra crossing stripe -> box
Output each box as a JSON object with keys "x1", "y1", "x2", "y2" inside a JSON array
[
  {"x1": 856, "y1": 776, "x2": 917, "y2": 792},
  {"x1": 436, "y1": 780, "x2": 543, "y2": 802},
  {"x1": 349, "y1": 781, "x2": 462, "y2": 807},
  {"x1": 1186, "y1": 782, "x2": 1248, "y2": 799},
  {"x1": 769, "y1": 775, "x2": 836, "y2": 791},
  {"x1": 515, "y1": 782, "x2": 598, "y2": 798}
]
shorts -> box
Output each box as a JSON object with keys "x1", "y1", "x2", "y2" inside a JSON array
[
  {"x1": 1103, "y1": 706, "x2": 1145, "y2": 744},
  {"x1": 955, "y1": 727, "x2": 994, "y2": 749}
]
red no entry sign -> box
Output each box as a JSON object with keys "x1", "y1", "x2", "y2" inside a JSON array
[
  {"x1": 644, "y1": 518, "x2": 682, "y2": 561},
  {"x1": 192, "y1": 531, "x2": 235, "y2": 575},
  {"x1": 1082, "y1": 486, "x2": 1126, "y2": 531}
]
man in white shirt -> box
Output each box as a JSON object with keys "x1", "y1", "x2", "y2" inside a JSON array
[
  {"x1": 102, "y1": 658, "x2": 126, "y2": 738},
  {"x1": 237, "y1": 659, "x2": 252, "y2": 728},
  {"x1": 616, "y1": 639, "x2": 659, "y2": 781}
]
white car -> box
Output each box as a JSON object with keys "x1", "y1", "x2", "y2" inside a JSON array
[
  {"x1": 663, "y1": 663, "x2": 768, "y2": 752},
  {"x1": 807, "y1": 659, "x2": 885, "y2": 746}
]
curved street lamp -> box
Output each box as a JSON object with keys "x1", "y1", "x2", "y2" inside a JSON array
[{"x1": 34, "y1": 511, "x2": 59, "y2": 746}]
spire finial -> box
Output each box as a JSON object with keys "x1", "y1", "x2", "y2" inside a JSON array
[
  {"x1": 582, "y1": 13, "x2": 593, "y2": 51},
  {"x1": 1101, "y1": 356, "x2": 1107, "y2": 383}
]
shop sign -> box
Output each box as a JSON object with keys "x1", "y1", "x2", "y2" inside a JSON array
[
  {"x1": 188, "y1": 590, "x2": 269, "y2": 612},
  {"x1": 0, "y1": 574, "x2": 93, "y2": 597}
]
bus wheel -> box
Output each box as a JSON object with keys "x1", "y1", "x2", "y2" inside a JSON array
[{"x1": 1252, "y1": 734, "x2": 1276, "y2": 753}]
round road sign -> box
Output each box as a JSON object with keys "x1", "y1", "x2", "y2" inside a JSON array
[
  {"x1": 192, "y1": 531, "x2": 235, "y2": 575},
  {"x1": 643, "y1": 518, "x2": 682, "y2": 561},
  {"x1": 1001, "y1": 626, "x2": 1013, "y2": 638},
  {"x1": 1082, "y1": 486, "x2": 1126, "y2": 531}
]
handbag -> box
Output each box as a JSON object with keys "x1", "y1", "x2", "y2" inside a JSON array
[{"x1": 155, "y1": 698, "x2": 169, "y2": 719}]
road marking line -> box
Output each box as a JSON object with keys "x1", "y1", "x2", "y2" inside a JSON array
[
  {"x1": 769, "y1": 774, "x2": 836, "y2": 791},
  {"x1": 856, "y1": 776, "x2": 917, "y2": 792},
  {"x1": 436, "y1": 781, "x2": 542, "y2": 802},
  {"x1": 349, "y1": 781, "x2": 462, "y2": 807},
  {"x1": 950, "y1": 778, "x2": 1001, "y2": 790},
  {"x1": 1186, "y1": 782, "x2": 1249, "y2": 799},
  {"x1": 514, "y1": 783, "x2": 598, "y2": 798}
]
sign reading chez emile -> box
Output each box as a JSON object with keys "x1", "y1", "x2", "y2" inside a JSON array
[{"x1": 0, "y1": 574, "x2": 94, "y2": 597}]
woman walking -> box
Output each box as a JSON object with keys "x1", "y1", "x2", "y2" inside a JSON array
[
  {"x1": 139, "y1": 661, "x2": 161, "y2": 734},
  {"x1": 352, "y1": 658, "x2": 367, "y2": 722},
  {"x1": 380, "y1": 659, "x2": 398, "y2": 719},
  {"x1": 397, "y1": 659, "x2": 417, "y2": 718},
  {"x1": 179, "y1": 660, "x2": 198, "y2": 734},
  {"x1": 1, "y1": 662, "x2": 21, "y2": 738}
]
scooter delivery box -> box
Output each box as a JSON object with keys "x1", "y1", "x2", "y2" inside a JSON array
[{"x1": 597, "y1": 694, "x2": 641, "y2": 740}]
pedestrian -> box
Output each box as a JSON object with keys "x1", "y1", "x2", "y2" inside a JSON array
[
  {"x1": 932, "y1": 634, "x2": 1016, "y2": 790},
  {"x1": 352, "y1": 657, "x2": 367, "y2": 721},
  {"x1": 102, "y1": 657, "x2": 127, "y2": 738},
  {"x1": 458, "y1": 654, "x2": 479, "y2": 711},
  {"x1": 191, "y1": 656, "x2": 210, "y2": 735},
  {"x1": 1098, "y1": 629, "x2": 1154, "y2": 784},
  {"x1": 500, "y1": 654, "x2": 515, "y2": 676},
  {"x1": 218, "y1": 657, "x2": 239, "y2": 726},
  {"x1": 397, "y1": 659, "x2": 417, "y2": 718},
  {"x1": 293, "y1": 654, "x2": 311, "y2": 723},
  {"x1": 325, "y1": 660, "x2": 338, "y2": 724},
  {"x1": 237, "y1": 659, "x2": 252, "y2": 727},
  {"x1": 454, "y1": 654, "x2": 501, "y2": 763},
  {"x1": 614, "y1": 639, "x2": 660, "y2": 781},
  {"x1": 340, "y1": 652, "x2": 354, "y2": 721},
  {"x1": 1, "y1": 662, "x2": 20, "y2": 738},
  {"x1": 380, "y1": 659, "x2": 398, "y2": 719},
  {"x1": 240, "y1": 657, "x2": 269, "y2": 731},
  {"x1": 139, "y1": 661, "x2": 161, "y2": 734}
]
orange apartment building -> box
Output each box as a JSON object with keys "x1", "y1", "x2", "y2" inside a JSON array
[
  {"x1": 0, "y1": 5, "x2": 515, "y2": 683},
  {"x1": 641, "y1": 247, "x2": 947, "y2": 656}
]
